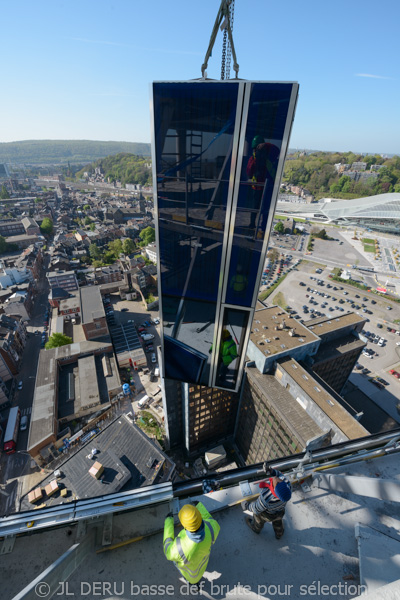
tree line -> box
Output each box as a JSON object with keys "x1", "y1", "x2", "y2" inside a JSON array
[
  {"x1": 76, "y1": 153, "x2": 152, "y2": 187},
  {"x1": 283, "y1": 151, "x2": 400, "y2": 200},
  {"x1": 0, "y1": 140, "x2": 151, "y2": 165}
]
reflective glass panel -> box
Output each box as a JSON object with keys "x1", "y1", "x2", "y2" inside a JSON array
[
  {"x1": 213, "y1": 308, "x2": 250, "y2": 390},
  {"x1": 153, "y1": 82, "x2": 239, "y2": 385},
  {"x1": 225, "y1": 83, "x2": 295, "y2": 307}
]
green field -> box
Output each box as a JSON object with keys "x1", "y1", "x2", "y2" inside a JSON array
[
  {"x1": 362, "y1": 238, "x2": 375, "y2": 244},
  {"x1": 364, "y1": 245, "x2": 375, "y2": 252},
  {"x1": 272, "y1": 292, "x2": 288, "y2": 309}
]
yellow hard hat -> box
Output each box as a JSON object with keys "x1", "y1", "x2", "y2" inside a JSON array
[{"x1": 178, "y1": 504, "x2": 202, "y2": 532}]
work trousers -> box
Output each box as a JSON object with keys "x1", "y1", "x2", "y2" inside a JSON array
[{"x1": 249, "y1": 506, "x2": 285, "y2": 538}]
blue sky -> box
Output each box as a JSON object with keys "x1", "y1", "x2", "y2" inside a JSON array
[{"x1": 2, "y1": 0, "x2": 399, "y2": 154}]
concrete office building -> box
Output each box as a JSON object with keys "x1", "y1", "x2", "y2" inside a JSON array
[{"x1": 162, "y1": 306, "x2": 368, "y2": 457}]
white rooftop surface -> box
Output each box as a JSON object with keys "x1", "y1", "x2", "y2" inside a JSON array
[{"x1": 2, "y1": 453, "x2": 400, "y2": 600}]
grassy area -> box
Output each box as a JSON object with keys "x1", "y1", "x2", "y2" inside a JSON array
[
  {"x1": 362, "y1": 238, "x2": 375, "y2": 244},
  {"x1": 259, "y1": 273, "x2": 288, "y2": 301},
  {"x1": 275, "y1": 214, "x2": 306, "y2": 223},
  {"x1": 137, "y1": 410, "x2": 164, "y2": 444},
  {"x1": 272, "y1": 292, "x2": 287, "y2": 309},
  {"x1": 364, "y1": 244, "x2": 375, "y2": 252},
  {"x1": 299, "y1": 259, "x2": 327, "y2": 269},
  {"x1": 332, "y1": 267, "x2": 342, "y2": 276}
]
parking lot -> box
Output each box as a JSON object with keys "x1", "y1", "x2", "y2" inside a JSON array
[{"x1": 264, "y1": 261, "x2": 400, "y2": 424}]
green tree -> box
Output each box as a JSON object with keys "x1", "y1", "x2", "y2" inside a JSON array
[
  {"x1": 139, "y1": 226, "x2": 155, "y2": 246},
  {"x1": 45, "y1": 333, "x2": 72, "y2": 349},
  {"x1": 89, "y1": 223, "x2": 96, "y2": 231},
  {"x1": 123, "y1": 238, "x2": 135, "y2": 255},
  {"x1": 40, "y1": 217, "x2": 53, "y2": 235},
  {"x1": 0, "y1": 185, "x2": 10, "y2": 199},
  {"x1": 89, "y1": 243, "x2": 102, "y2": 260},
  {"x1": 83, "y1": 204, "x2": 91, "y2": 211},
  {"x1": 108, "y1": 239, "x2": 123, "y2": 260},
  {"x1": 274, "y1": 221, "x2": 284, "y2": 233},
  {"x1": 0, "y1": 235, "x2": 8, "y2": 254},
  {"x1": 84, "y1": 216, "x2": 91, "y2": 226}
]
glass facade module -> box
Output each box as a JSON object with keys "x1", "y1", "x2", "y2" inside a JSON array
[
  {"x1": 153, "y1": 82, "x2": 240, "y2": 386},
  {"x1": 152, "y1": 81, "x2": 298, "y2": 390},
  {"x1": 226, "y1": 84, "x2": 294, "y2": 308}
]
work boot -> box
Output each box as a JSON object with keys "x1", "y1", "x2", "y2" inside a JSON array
[
  {"x1": 245, "y1": 516, "x2": 260, "y2": 534},
  {"x1": 274, "y1": 524, "x2": 284, "y2": 540},
  {"x1": 241, "y1": 500, "x2": 249, "y2": 511}
]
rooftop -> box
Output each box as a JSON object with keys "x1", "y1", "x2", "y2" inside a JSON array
[
  {"x1": 304, "y1": 312, "x2": 366, "y2": 336},
  {"x1": 278, "y1": 357, "x2": 368, "y2": 440},
  {"x1": 250, "y1": 305, "x2": 320, "y2": 354},
  {"x1": 313, "y1": 333, "x2": 366, "y2": 363},
  {"x1": 28, "y1": 341, "x2": 114, "y2": 452},
  {"x1": 21, "y1": 414, "x2": 174, "y2": 511},
  {"x1": 80, "y1": 285, "x2": 105, "y2": 323}
]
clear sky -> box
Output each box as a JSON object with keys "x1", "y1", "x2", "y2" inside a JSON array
[{"x1": 2, "y1": 0, "x2": 399, "y2": 154}]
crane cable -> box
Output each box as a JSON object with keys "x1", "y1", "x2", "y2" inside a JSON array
[
  {"x1": 201, "y1": 0, "x2": 239, "y2": 79},
  {"x1": 225, "y1": 0, "x2": 235, "y2": 79}
]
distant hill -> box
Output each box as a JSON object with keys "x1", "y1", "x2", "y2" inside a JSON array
[
  {"x1": 76, "y1": 153, "x2": 152, "y2": 187},
  {"x1": 0, "y1": 140, "x2": 151, "y2": 165}
]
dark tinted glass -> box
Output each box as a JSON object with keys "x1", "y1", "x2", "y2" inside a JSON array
[
  {"x1": 225, "y1": 83, "x2": 294, "y2": 307},
  {"x1": 214, "y1": 308, "x2": 250, "y2": 390},
  {"x1": 153, "y1": 82, "x2": 239, "y2": 385}
]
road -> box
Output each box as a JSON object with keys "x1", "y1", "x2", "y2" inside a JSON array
[{"x1": 0, "y1": 252, "x2": 50, "y2": 513}]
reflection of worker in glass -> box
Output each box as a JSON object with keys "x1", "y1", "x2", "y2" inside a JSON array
[
  {"x1": 229, "y1": 264, "x2": 248, "y2": 299},
  {"x1": 246, "y1": 135, "x2": 280, "y2": 230},
  {"x1": 210, "y1": 328, "x2": 238, "y2": 384}
]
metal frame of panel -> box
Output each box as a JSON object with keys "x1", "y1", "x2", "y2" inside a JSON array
[
  {"x1": 208, "y1": 80, "x2": 246, "y2": 387},
  {"x1": 211, "y1": 303, "x2": 255, "y2": 392}
]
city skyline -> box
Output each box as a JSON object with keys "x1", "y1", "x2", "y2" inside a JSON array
[{"x1": 1, "y1": 0, "x2": 400, "y2": 154}]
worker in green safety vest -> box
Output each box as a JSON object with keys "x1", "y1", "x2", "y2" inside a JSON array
[
  {"x1": 163, "y1": 503, "x2": 220, "y2": 584},
  {"x1": 209, "y1": 329, "x2": 239, "y2": 384}
]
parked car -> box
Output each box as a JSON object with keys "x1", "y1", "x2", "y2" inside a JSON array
[
  {"x1": 390, "y1": 370, "x2": 400, "y2": 379},
  {"x1": 375, "y1": 377, "x2": 389, "y2": 386},
  {"x1": 141, "y1": 334, "x2": 154, "y2": 341},
  {"x1": 121, "y1": 308, "x2": 129, "y2": 312},
  {"x1": 17, "y1": 381, "x2": 23, "y2": 390},
  {"x1": 151, "y1": 353, "x2": 157, "y2": 363},
  {"x1": 20, "y1": 415, "x2": 29, "y2": 431},
  {"x1": 371, "y1": 380, "x2": 384, "y2": 390}
]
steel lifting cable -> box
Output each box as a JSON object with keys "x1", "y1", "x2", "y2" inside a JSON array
[
  {"x1": 221, "y1": 27, "x2": 227, "y2": 80},
  {"x1": 225, "y1": 0, "x2": 235, "y2": 79},
  {"x1": 201, "y1": 0, "x2": 239, "y2": 79}
]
